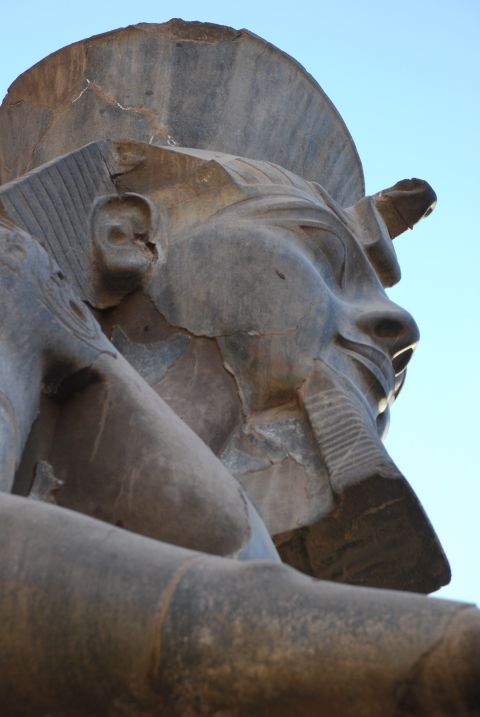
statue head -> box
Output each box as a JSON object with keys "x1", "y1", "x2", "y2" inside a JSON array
[{"x1": 0, "y1": 21, "x2": 448, "y2": 593}]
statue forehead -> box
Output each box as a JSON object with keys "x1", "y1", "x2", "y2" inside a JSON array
[{"x1": 150, "y1": 146, "x2": 348, "y2": 226}]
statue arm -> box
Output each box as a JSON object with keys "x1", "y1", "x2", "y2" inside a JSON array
[
  {"x1": 23, "y1": 350, "x2": 263, "y2": 558},
  {"x1": 0, "y1": 219, "x2": 275, "y2": 561},
  {"x1": 1, "y1": 490, "x2": 478, "y2": 716}
]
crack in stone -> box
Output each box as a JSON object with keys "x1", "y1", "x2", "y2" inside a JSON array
[
  {"x1": 71, "y1": 80, "x2": 92, "y2": 104},
  {"x1": 77, "y1": 78, "x2": 168, "y2": 139},
  {"x1": 361, "y1": 497, "x2": 403, "y2": 518},
  {"x1": 149, "y1": 555, "x2": 205, "y2": 683},
  {"x1": 14, "y1": 76, "x2": 170, "y2": 178}
]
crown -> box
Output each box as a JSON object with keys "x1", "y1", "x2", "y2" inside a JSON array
[{"x1": 0, "y1": 19, "x2": 364, "y2": 206}]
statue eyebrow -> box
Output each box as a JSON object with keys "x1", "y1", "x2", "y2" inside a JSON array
[{"x1": 212, "y1": 188, "x2": 346, "y2": 229}]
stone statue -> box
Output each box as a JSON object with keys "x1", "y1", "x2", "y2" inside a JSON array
[{"x1": 0, "y1": 19, "x2": 478, "y2": 716}]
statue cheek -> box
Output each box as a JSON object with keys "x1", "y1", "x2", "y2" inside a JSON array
[
  {"x1": 149, "y1": 226, "x2": 331, "y2": 339},
  {"x1": 217, "y1": 291, "x2": 336, "y2": 412}
]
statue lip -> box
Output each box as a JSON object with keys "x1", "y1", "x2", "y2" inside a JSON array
[{"x1": 335, "y1": 336, "x2": 395, "y2": 406}]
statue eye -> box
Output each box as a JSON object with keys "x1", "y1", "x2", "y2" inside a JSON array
[{"x1": 301, "y1": 226, "x2": 346, "y2": 288}]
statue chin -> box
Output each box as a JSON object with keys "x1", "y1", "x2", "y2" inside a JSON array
[{"x1": 219, "y1": 361, "x2": 448, "y2": 593}]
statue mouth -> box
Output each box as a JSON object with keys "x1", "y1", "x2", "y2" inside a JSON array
[
  {"x1": 391, "y1": 349, "x2": 413, "y2": 399},
  {"x1": 335, "y1": 335, "x2": 395, "y2": 410}
]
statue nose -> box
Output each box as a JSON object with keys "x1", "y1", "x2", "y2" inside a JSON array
[{"x1": 357, "y1": 304, "x2": 420, "y2": 372}]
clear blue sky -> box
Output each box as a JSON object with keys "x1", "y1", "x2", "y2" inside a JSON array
[{"x1": 1, "y1": 0, "x2": 478, "y2": 603}]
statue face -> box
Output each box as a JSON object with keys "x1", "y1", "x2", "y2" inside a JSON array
[
  {"x1": 148, "y1": 188, "x2": 419, "y2": 427},
  {"x1": 79, "y1": 147, "x2": 427, "y2": 552},
  {"x1": 143, "y1": 184, "x2": 419, "y2": 537}
]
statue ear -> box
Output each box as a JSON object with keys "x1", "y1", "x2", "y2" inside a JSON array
[{"x1": 90, "y1": 192, "x2": 162, "y2": 308}]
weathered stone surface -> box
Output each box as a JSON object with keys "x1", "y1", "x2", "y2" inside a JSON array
[
  {"x1": 0, "y1": 19, "x2": 478, "y2": 717},
  {"x1": 0, "y1": 20, "x2": 364, "y2": 205}
]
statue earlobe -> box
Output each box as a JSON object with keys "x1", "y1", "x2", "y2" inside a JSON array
[{"x1": 90, "y1": 192, "x2": 163, "y2": 308}]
